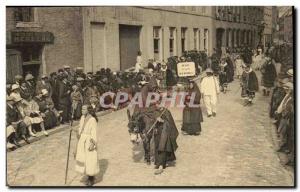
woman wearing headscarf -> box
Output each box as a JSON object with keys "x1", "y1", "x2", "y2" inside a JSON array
[
  {"x1": 181, "y1": 80, "x2": 203, "y2": 135},
  {"x1": 75, "y1": 105, "x2": 99, "y2": 186}
]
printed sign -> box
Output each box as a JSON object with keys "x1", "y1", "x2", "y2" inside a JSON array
[{"x1": 177, "y1": 62, "x2": 196, "y2": 77}]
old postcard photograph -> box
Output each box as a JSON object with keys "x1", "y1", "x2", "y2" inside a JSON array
[{"x1": 5, "y1": 6, "x2": 294, "y2": 187}]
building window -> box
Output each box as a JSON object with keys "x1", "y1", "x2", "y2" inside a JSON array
[
  {"x1": 153, "y1": 27, "x2": 161, "y2": 61},
  {"x1": 202, "y1": 7, "x2": 206, "y2": 14},
  {"x1": 181, "y1": 28, "x2": 187, "y2": 53},
  {"x1": 14, "y1": 7, "x2": 34, "y2": 22},
  {"x1": 169, "y1": 27, "x2": 176, "y2": 56},
  {"x1": 204, "y1": 29, "x2": 209, "y2": 52},
  {"x1": 193, "y1": 28, "x2": 198, "y2": 50}
]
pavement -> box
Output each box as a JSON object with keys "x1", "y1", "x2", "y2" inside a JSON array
[{"x1": 6, "y1": 73, "x2": 294, "y2": 187}]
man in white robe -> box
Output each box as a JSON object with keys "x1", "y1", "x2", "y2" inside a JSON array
[{"x1": 200, "y1": 68, "x2": 220, "y2": 117}]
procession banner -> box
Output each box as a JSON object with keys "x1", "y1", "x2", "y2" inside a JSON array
[{"x1": 177, "y1": 62, "x2": 196, "y2": 77}]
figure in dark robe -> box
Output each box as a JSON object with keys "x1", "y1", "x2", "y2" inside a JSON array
[
  {"x1": 219, "y1": 58, "x2": 230, "y2": 93},
  {"x1": 225, "y1": 55, "x2": 235, "y2": 82},
  {"x1": 181, "y1": 81, "x2": 203, "y2": 135},
  {"x1": 260, "y1": 57, "x2": 277, "y2": 96},
  {"x1": 241, "y1": 65, "x2": 259, "y2": 106},
  {"x1": 153, "y1": 107, "x2": 178, "y2": 174}
]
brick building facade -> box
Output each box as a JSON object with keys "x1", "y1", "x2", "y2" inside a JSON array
[{"x1": 6, "y1": 6, "x2": 264, "y2": 83}]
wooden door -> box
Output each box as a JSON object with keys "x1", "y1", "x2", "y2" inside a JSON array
[
  {"x1": 6, "y1": 49, "x2": 22, "y2": 84},
  {"x1": 119, "y1": 25, "x2": 141, "y2": 71}
]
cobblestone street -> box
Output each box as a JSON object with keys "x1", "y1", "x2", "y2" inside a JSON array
[{"x1": 7, "y1": 76, "x2": 294, "y2": 186}]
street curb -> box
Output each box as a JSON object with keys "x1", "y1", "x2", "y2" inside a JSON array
[{"x1": 7, "y1": 109, "x2": 114, "y2": 152}]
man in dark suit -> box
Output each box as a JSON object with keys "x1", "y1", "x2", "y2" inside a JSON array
[{"x1": 58, "y1": 74, "x2": 71, "y2": 123}]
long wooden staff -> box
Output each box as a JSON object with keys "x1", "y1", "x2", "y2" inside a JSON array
[
  {"x1": 146, "y1": 107, "x2": 168, "y2": 135},
  {"x1": 64, "y1": 114, "x2": 74, "y2": 185}
]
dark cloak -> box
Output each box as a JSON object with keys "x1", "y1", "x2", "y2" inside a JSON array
[
  {"x1": 261, "y1": 62, "x2": 277, "y2": 88},
  {"x1": 181, "y1": 82, "x2": 203, "y2": 134},
  {"x1": 241, "y1": 70, "x2": 259, "y2": 92}
]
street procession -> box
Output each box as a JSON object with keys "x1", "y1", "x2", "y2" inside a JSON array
[{"x1": 6, "y1": 6, "x2": 294, "y2": 187}]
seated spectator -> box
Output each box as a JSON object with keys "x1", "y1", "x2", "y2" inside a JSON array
[
  {"x1": 22, "y1": 95, "x2": 49, "y2": 137},
  {"x1": 36, "y1": 89, "x2": 59, "y2": 130},
  {"x1": 7, "y1": 95, "x2": 30, "y2": 146},
  {"x1": 10, "y1": 84, "x2": 22, "y2": 100}
]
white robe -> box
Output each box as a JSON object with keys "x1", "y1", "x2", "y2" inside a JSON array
[
  {"x1": 200, "y1": 76, "x2": 220, "y2": 115},
  {"x1": 75, "y1": 116, "x2": 99, "y2": 176},
  {"x1": 135, "y1": 56, "x2": 143, "y2": 72},
  {"x1": 235, "y1": 58, "x2": 245, "y2": 76},
  {"x1": 200, "y1": 76, "x2": 220, "y2": 97}
]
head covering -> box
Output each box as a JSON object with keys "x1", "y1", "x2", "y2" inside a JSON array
[
  {"x1": 12, "y1": 94, "x2": 22, "y2": 102},
  {"x1": 76, "y1": 67, "x2": 83, "y2": 71},
  {"x1": 283, "y1": 82, "x2": 293, "y2": 90},
  {"x1": 206, "y1": 68, "x2": 213, "y2": 73},
  {"x1": 11, "y1": 84, "x2": 20, "y2": 91},
  {"x1": 113, "y1": 72, "x2": 117, "y2": 75},
  {"x1": 138, "y1": 80, "x2": 149, "y2": 86},
  {"x1": 287, "y1": 69, "x2": 293, "y2": 77},
  {"x1": 25, "y1": 74, "x2": 34, "y2": 81},
  {"x1": 278, "y1": 78, "x2": 289, "y2": 84},
  {"x1": 7, "y1": 95, "x2": 14, "y2": 101},
  {"x1": 15, "y1": 75, "x2": 22, "y2": 81},
  {"x1": 76, "y1": 77, "x2": 84, "y2": 82},
  {"x1": 40, "y1": 89, "x2": 48, "y2": 96},
  {"x1": 41, "y1": 74, "x2": 47, "y2": 79},
  {"x1": 64, "y1": 65, "x2": 70, "y2": 69},
  {"x1": 72, "y1": 85, "x2": 78, "y2": 90}
]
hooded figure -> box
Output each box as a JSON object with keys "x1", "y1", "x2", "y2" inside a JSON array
[
  {"x1": 153, "y1": 107, "x2": 178, "y2": 174},
  {"x1": 181, "y1": 80, "x2": 203, "y2": 135}
]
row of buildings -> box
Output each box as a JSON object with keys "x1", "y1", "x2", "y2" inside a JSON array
[{"x1": 6, "y1": 6, "x2": 290, "y2": 83}]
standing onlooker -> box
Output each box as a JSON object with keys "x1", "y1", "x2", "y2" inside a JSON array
[
  {"x1": 71, "y1": 85, "x2": 83, "y2": 120},
  {"x1": 135, "y1": 51, "x2": 143, "y2": 72},
  {"x1": 260, "y1": 57, "x2": 277, "y2": 96},
  {"x1": 58, "y1": 74, "x2": 71, "y2": 124},
  {"x1": 49, "y1": 72, "x2": 58, "y2": 109},
  {"x1": 36, "y1": 74, "x2": 52, "y2": 97},
  {"x1": 24, "y1": 74, "x2": 36, "y2": 99}
]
